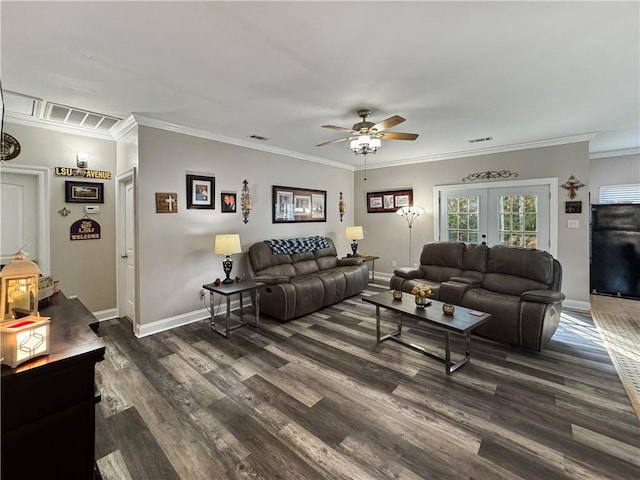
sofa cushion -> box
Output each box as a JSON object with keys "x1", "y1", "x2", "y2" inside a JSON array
[
  {"x1": 483, "y1": 273, "x2": 550, "y2": 297},
  {"x1": 257, "y1": 263, "x2": 296, "y2": 278},
  {"x1": 486, "y1": 245, "x2": 554, "y2": 285},
  {"x1": 420, "y1": 242, "x2": 465, "y2": 268},
  {"x1": 249, "y1": 241, "x2": 292, "y2": 271},
  {"x1": 421, "y1": 265, "x2": 463, "y2": 283},
  {"x1": 293, "y1": 260, "x2": 319, "y2": 276},
  {"x1": 316, "y1": 270, "x2": 347, "y2": 306},
  {"x1": 317, "y1": 256, "x2": 339, "y2": 270},
  {"x1": 461, "y1": 243, "x2": 488, "y2": 280},
  {"x1": 290, "y1": 276, "x2": 325, "y2": 317},
  {"x1": 460, "y1": 288, "x2": 521, "y2": 345}
]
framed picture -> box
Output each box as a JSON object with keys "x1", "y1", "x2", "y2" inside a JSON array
[
  {"x1": 273, "y1": 185, "x2": 326, "y2": 223},
  {"x1": 565, "y1": 201, "x2": 582, "y2": 214},
  {"x1": 186, "y1": 174, "x2": 215, "y2": 209},
  {"x1": 367, "y1": 189, "x2": 413, "y2": 213},
  {"x1": 65, "y1": 181, "x2": 104, "y2": 204},
  {"x1": 221, "y1": 192, "x2": 237, "y2": 213}
]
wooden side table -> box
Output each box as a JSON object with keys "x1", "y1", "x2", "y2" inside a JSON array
[{"x1": 202, "y1": 281, "x2": 264, "y2": 337}]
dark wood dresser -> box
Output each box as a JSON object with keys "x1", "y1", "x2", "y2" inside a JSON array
[{"x1": 1, "y1": 294, "x2": 106, "y2": 480}]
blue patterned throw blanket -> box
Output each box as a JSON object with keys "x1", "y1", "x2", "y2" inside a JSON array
[{"x1": 265, "y1": 236, "x2": 329, "y2": 255}]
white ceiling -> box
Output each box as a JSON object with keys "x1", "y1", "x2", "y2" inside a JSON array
[{"x1": 2, "y1": 1, "x2": 639, "y2": 169}]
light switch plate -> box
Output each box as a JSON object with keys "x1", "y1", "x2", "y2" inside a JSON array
[
  {"x1": 85, "y1": 205, "x2": 99, "y2": 214},
  {"x1": 567, "y1": 219, "x2": 579, "y2": 229}
]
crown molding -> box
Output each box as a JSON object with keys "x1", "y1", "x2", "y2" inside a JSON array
[
  {"x1": 110, "y1": 114, "x2": 138, "y2": 141},
  {"x1": 358, "y1": 133, "x2": 599, "y2": 171},
  {"x1": 590, "y1": 147, "x2": 640, "y2": 159},
  {"x1": 132, "y1": 114, "x2": 353, "y2": 171},
  {"x1": 4, "y1": 112, "x2": 114, "y2": 140}
]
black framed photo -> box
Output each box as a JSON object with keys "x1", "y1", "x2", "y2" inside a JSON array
[
  {"x1": 221, "y1": 192, "x2": 237, "y2": 213},
  {"x1": 272, "y1": 185, "x2": 326, "y2": 223},
  {"x1": 565, "y1": 201, "x2": 582, "y2": 214},
  {"x1": 65, "y1": 180, "x2": 104, "y2": 204},
  {"x1": 186, "y1": 174, "x2": 215, "y2": 209},
  {"x1": 367, "y1": 188, "x2": 413, "y2": 213}
]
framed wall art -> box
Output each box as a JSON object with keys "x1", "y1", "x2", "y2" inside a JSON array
[
  {"x1": 272, "y1": 185, "x2": 326, "y2": 223},
  {"x1": 65, "y1": 181, "x2": 104, "y2": 204},
  {"x1": 221, "y1": 192, "x2": 237, "y2": 213},
  {"x1": 186, "y1": 174, "x2": 215, "y2": 209},
  {"x1": 366, "y1": 188, "x2": 413, "y2": 213}
]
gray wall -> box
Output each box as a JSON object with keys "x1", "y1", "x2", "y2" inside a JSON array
[
  {"x1": 2, "y1": 122, "x2": 117, "y2": 312},
  {"x1": 354, "y1": 142, "x2": 591, "y2": 307},
  {"x1": 5, "y1": 118, "x2": 637, "y2": 320},
  {"x1": 589, "y1": 153, "x2": 640, "y2": 202},
  {"x1": 135, "y1": 126, "x2": 354, "y2": 327}
]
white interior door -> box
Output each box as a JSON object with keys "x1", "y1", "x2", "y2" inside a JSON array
[
  {"x1": 438, "y1": 182, "x2": 551, "y2": 252},
  {"x1": 1, "y1": 172, "x2": 38, "y2": 265},
  {"x1": 124, "y1": 180, "x2": 136, "y2": 321}
]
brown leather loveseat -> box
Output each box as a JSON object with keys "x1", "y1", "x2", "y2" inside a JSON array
[
  {"x1": 390, "y1": 242, "x2": 565, "y2": 351},
  {"x1": 247, "y1": 236, "x2": 369, "y2": 321}
]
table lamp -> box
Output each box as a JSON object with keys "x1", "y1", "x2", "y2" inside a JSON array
[
  {"x1": 214, "y1": 234, "x2": 241, "y2": 284},
  {"x1": 345, "y1": 226, "x2": 364, "y2": 256}
]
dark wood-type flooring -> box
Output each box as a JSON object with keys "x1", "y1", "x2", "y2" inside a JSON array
[{"x1": 95, "y1": 285, "x2": 640, "y2": 479}]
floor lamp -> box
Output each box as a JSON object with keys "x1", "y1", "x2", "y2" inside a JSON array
[{"x1": 396, "y1": 206, "x2": 424, "y2": 266}]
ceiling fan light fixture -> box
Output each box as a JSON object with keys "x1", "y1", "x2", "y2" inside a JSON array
[{"x1": 350, "y1": 135, "x2": 381, "y2": 155}]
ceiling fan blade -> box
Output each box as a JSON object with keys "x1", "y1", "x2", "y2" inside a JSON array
[
  {"x1": 380, "y1": 132, "x2": 419, "y2": 141},
  {"x1": 371, "y1": 115, "x2": 405, "y2": 133},
  {"x1": 321, "y1": 125, "x2": 356, "y2": 133},
  {"x1": 316, "y1": 137, "x2": 353, "y2": 147}
]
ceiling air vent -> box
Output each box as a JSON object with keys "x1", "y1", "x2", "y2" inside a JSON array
[
  {"x1": 248, "y1": 134, "x2": 269, "y2": 141},
  {"x1": 43, "y1": 102, "x2": 121, "y2": 132},
  {"x1": 468, "y1": 136, "x2": 494, "y2": 144}
]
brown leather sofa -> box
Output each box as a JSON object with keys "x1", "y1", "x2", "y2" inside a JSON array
[
  {"x1": 390, "y1": 242, "x2": 565, "y2": 351},
  {"x1": 247, "y1": 237, "x2": 369, "y2": 321}
]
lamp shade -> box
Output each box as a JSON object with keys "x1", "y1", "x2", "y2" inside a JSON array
[
  {"x1": 345, "y1": 226, "x2": 364, "y2": 241},
  {"x1": 214, "y1": 234, "x2": 241, "y2": 255}
]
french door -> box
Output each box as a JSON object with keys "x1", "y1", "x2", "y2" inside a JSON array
[{"x1": 438, "y1": 183, "x2": 552, "y2": 252}]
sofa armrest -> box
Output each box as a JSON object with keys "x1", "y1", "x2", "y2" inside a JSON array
[
  {"x1": 439, "y1": 280, "x2": 480, "y2": 305},
  {"x1": 338, "y1": 257, "x2": 364, "y2": 266},
  {"x1": 253, "y1": 275, "x2": 290, "y2": 284},
  {"x1": 448, "y1": 276, "x2": 482, "y2": 286},
  {"x1": 520, "y1": 289, "x2": 565, "y2": 304},
  {"x1": 393, "y1": 267, "x2": 424, "y2": 279}
]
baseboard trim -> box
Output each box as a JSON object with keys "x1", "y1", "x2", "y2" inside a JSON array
[
  {"x1": 93, "y1": 308, "x2": 119, "y2": 321},
  {"x1": 562, "y1": 299, "x2": 591, "y2": 312},
  {"x1": 135, "y1": 308, "x2": 210, "y2": 338},
  {"x1": 134, "y1": 298, "x2": 247, "y2": 337}
]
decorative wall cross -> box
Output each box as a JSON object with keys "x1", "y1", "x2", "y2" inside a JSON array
[
  {"x1": 155, "y1": 193, "x2": 179, "y2": 213},
  {"x1": 560, "y1": 175, "x2": 585, "y2": 199}
]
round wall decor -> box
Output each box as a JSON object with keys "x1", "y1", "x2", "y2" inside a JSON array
[{"x1": 0, "y1": 133, "x2": 22, "y2": 161}]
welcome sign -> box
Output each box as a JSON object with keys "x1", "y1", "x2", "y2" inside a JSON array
[{"x1": 70, "y1": 218, "x2": 101, "y2": 240}]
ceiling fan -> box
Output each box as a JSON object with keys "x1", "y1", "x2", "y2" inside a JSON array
[{"x1": 316, "y1": 109, "x2": 419, "y2": 155}]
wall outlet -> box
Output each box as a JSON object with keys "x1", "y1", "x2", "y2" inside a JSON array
[
  {"x1": 200, "y1": 289, "x2": 206, "y2": 299},
  {"x1": 391, "y1": 260, "x2": 397, "y2": 268}
]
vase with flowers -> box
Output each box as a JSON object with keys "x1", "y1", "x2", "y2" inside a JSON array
[{"x1": 411, "y1": 283, "x2": 432, "y2": 308}]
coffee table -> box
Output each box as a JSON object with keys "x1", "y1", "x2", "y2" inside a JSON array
[{"x1": 362, "y1": 292, "x2": 491, "y2": 374}]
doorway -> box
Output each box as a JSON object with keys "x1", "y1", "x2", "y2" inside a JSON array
[
  {"x1": 0, "y1": 166, "x2": 50, "y2": 273},
  {"x1": 116, "y1": 169, "x2": 137, "y2": 324},
  {"x1": 435, "y1": 178, "x2": 558, "y2": 256}
]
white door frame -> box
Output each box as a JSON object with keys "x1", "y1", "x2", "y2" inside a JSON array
[
  {"x1": 116, "y1": 167, "x2": 138, "y2": 326},
  {"x1": 433, "y1": 177, "x2": 558, "y2": 257},
  {"x1": 0, "y1": 165, "x2": 51, "y2": 275}
]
